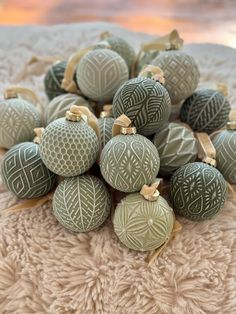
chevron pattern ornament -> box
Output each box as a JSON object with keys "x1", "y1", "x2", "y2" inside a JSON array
[
  {"x1": 180, "y1": 89, "x2": 231, "y2": 134},
  {"x1": 153, "y1": 122, "x2": 198, "y2": 176},
  {"x1": 98, "y1": 117, "x2": 115, "y2": 149},
  {"x1": 76, "y1": 49, "x2": 129, "y2": 102},
  {"x1": 0, "y1": 98, "x2": 41, "y2": 149},
  {"x1": 1, "y1": 142, "x2": 56, "y2": 199},
  {"x1": 170, "y1": 162, "x2": 227, "y2": 221},
  {"x1": 44, "y1": 60, "x2": 67, "y2": 100},
  {"x1": 152, "y1": 50, "x2": 200, "y2": 104},
  {"x1": 40, "y1": 117, "x2": 99, "y2": 177},
  {"x1": 212, "y1": 130, "x2": 236, "y2": 184},
  {"x1": 53, "y1": 175, "x2": 111, "y2": 232},
  {"x1": 112, "y1": 77, "x2": 171, "y2": 136},
  {"x1": 100, "y1": 134, "x2": 160, "y2": 193},
  {"x1": 113, "y1": 193, "x2": 174, "y2": 251}
]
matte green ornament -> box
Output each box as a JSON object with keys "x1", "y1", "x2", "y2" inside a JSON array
[
  {"x1": 153, "y1": 122, "x2": 198, "y2": 176},
  {"x1": 100, "y1": 133, "x2": 160, "y2": 192},
  {"x1": 113, "y1": 193, "x2": 174, "y2": 251},
  {"x1": 53, "y1": 175, "x2": 111, "y2": 232},
  {"x1": 212, "y1": 129, "x2": 236, "y2": 184},
  {"x1": 170, "y1": 162, "x2": 227, "y2": 221},
  {"x1": 152, "y1": 50, "x2": 200, "y2": 104},
  {"x1": 44, "y1": 60, "x2": 67, "y2": 100},
  {"x1": 76, "y1": 49, "x2": 129, "y2": 102},
  {"x1": 180, "y1": 89, "x2": 231, "y2": 134},
  {"x1": 0, "y1": 98, "x2": 41, "y2": 149},
  {"x1": 98, "y1": 116, "x2": 115, "y2": 150},
  {"x1": 1, "y1": 142, "x2": 56, "y2": 199},
  {"x1": 112, "y1": 77, "x2": 171, "y2": 136}
]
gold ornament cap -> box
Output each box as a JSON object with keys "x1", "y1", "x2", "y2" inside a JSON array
[{"x1": 227, "y1": 120, "x2": 236, "y2": 130}]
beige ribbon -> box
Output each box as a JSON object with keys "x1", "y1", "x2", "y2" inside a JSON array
[
  {"x1": 33, "y1": 128, "x2": 45, "y2": 144},
  {"x1": 217, "y1": 83, "x2": 228, "y2": 97},
  {"x1": 112, "y1": 114, "x2": 133, "y2": 137},
  {"x1": 138, "y1": 65, "x2": 165, "y2": 84},
  {"x1": 195, "y1": 132, "x2": 216, "y2": 167},
  {"x1": 140, "y1": 179, "x2": 162, "y2": 201}
]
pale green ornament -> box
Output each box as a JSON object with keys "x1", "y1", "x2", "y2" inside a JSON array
[
  {"x1": 98, "y1": 113, "x2": 115, "y2": 150},
  {"x1": 53, "y1": 175, "x2": 111, "y2": 232}
]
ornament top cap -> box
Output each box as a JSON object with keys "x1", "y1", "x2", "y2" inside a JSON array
[
  {"x1": 138, "y1": 65, "x2": 165, "y2": 84},
  {"x1": 112, "y1": 114, "x2": 136, "y2": 137},
  {"x1": 227, "y1": 120, "x2": 236, "y2": 130},
  {"x1": 140, "y1": 179, "x2": 162, "y2": 202},
  {"x1": 66, "y1": 105, "x2": 87, "y2": 122},
  {"x1": 100, "y1": 104, "x2": 113, "y2": 118}
]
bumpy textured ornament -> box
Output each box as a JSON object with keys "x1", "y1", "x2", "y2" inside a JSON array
[
  {"x1": 1, "y1": 142, "x2": 56, "y2": 199},
  {"x1": 180, "y1": 89, "x2": 231, "y2": 134},
  {"x1": 44, "y1": 60, "x2": 67, "y2": 100},
  {"x1": 170, "y1": 162, "x2": 227, "y2": 221},
  {"x1": 112, "y1": 77, "x2": 171, "y2": 136},
  {"x1": 113, "y1": 193, "x2": 174, "y2": 251},
  {"x1": 53, "y1": 175, "x2": 111, "y2": 232},
  {"x1": 153, "y1": 123, "x2": 198, "y2": 175},
  {"x1": 76, "y1": 49, "x2": 129, "y2": 102},
  {"x1": 0, "y1": 98, "x2": 41, "y2": 149},
  {"x1": 98, "y1": 115, "x2": 115, "y2": 149},
  {"x1": 152, "y1": 50, "x2": 200, "y2": 104}
]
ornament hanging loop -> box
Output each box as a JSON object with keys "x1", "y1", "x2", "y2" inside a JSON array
[
  {"x1": 140, "y1": 179, "x2": 162, "y2": 202},
  {"x1": 139, "y1": 65, "x2": 165, "y2": 84},
  {"x1": 227, "y1": 120, "x2": 236, "y2": 130},
  {"x1": 34, "y1": 128, "x2": 45, "y2": 144},
  {"x1": 100, "y1": 104, "x2": 113, "y2": 118},
  {"x1": 195, "y1": 132, "x2": 217, "y2": 167},
  {"x1": 112, "y1": 114, "x2": 133, "y2": 137}
]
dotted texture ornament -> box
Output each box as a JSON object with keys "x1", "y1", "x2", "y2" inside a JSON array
[
  {"x1": 44, "y1": 60, "x2": 67, "y2": 100},
  {"x1": 40, "y1": 118, "x2": 99, "y2": 177},
  {"x1": 1, "y1": 142, "x2": 56, "y2": 199},
  {"x1": 152, "y1": 50, "x2": 200, "y2": 104},
  {"x1": 112, "y1": 77, "x2": 171, "y2": 136},
  {"x1": 170, "y1": 162, "x2": 227, "y2": 221},
  {"x1": 212, "y1": 130, "x2": 236, "y2": 184},
  {"x1": 98, "y1": 117, "x2": 115, "y2": 149},
  {"x1": 0, "y1": 98, "x2": 41, "y2": 149},
  {"x1": 45, "y1": 93, "x2": 92, "y2": 125},
  {"x1": 100, "y1": 134, "x2": 160, "y2": 192},
  {"x1": 53, "y1": 175, "x2": 111, "y2": 232},
  {"x1": 153, "y1": 123, "x2": 198, "y2": 176},
  {"x1": 180, "y1": 89, "x2": 231, "y2": 134},
  {"x1": 113, "y1": 193, "x2": 174, "y2": 251},
  {"x1": 76, "y1": 49, "x2": 129, "y2": 102}
]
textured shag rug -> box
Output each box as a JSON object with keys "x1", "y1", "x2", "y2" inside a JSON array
[{"x1": 0, "y1": 22, "x2": 236, "y2": 314}]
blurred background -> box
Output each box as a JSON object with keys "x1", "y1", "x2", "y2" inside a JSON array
[{"x1": 0, "y1": 0, "x2": 235, "y2": 48}]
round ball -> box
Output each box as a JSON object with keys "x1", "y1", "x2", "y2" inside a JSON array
[
  {"x1": 113, "y1": 193, "x2": 174, "y2": 251},
  {"x1": 40, "y1": 118, "x2": 99, "y2": 177},
  {"x1": 76, "y1": 49, "x2": 129, "y2": 102},
  {"x1": 98, "y1": 117, "x2": 115, "y2": 149},
  {"x1": 100, "y1": 134, "x2": 160, "y2": 192},
  {"x1": 153, "y1": 123, "x2": 198, "y2": 176},
  {"x1": 152, "y1": 50, "x2": 200, "y2": 104},
  {"x1": 212, "y1": 130, "x2": 236, "y2": 184},
  {"x1": 0, "y1": 98, "x2": 41, "y2": 149},
  {"x1": 53, "y1": 175, "x2": 111, "y2": 232},
  {"x1": 180, "y1": 89, "x2": 231, "y2": 134},
  {"x1": 112, "y1": 77, "x2": 171, "y2": 136},
  {"x1": 44, "y1": 60, "x2": 67, "y2": 100},
  {"x1": 1, "y1": 142, "x2": 56, "y2": 198},
  {"x1": 170, "y1": 162, "x2": 227, "y2": 221}
]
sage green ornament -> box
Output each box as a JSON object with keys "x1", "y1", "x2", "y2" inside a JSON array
[
  {"x1": 152, "y1": 50, "x2": 200, "y2": 104},
  {"x1": 153, "y1": 122, "x2": 198, "y2": 176},
  {"x1": 1, "y1": 142, "x2": 56, "y2": 199},
  {"x1": 112, "y1": 77, "x2": 171, "y2": 136},
  {"x1": 113, "y1": 193, "x2": 174, "y2": 251},
  {"x1": 44, "y1": 60, "x2": 67, "y2": 100},
  {"x1": 53, "y1": 175, "x2": 111, "y2": 232},
  {"x1": 170, "y1": 162, "x2": 227, "y2": 221},
  {"x1": 0, "y1": 98, "x2": 41, "y2": 149},
  {"x1": 76, "y1": 49, "x2": 129, "y2": 102},
  {"x1": 180, "y1": 89, "x2": 231, "y2": 134},
  {"x1": 98, "y1": 113, "x2": 115, "y2": 150}
]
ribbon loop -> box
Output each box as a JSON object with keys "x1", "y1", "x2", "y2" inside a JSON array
[
  {"x1": 195, "y1": 132, "x2": 216, "y2": 166},
  {"x1": 112, "y1": 114, "x2": 132, "y2": 137},
  {"x1": 139, "y1": 65, "x2": 165, "y2": 84},
  {"x1": 140, "y1": 179, "x2": 163, "y2": 201},
  {"x1": 34, "y1": 128, "x2": 45, "y2": 144},
  {"x1": 217, "y1": 83, "x2": 228, "y2": 97}
]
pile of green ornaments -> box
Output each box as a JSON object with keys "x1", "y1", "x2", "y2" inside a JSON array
[{"x1": 0, "y1": 30, "x2": 234, "y2": 255}]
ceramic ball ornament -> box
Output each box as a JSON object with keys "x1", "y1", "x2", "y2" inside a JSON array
[
  {"x1": 53, "y1": 175, "x2": 111, "y2": 232},
  {"x1": 76, "y1": 49, "x2": 129, "y2": 102},
  {"x1": 180, "y1": 89, "x2": 231, "y2": 134},
  {"x1": 1, "y1": 142, "x2": 56, "y2": 199},
  {"x1": 151, "y1": 50, "x2": 200, "y2": 104},
  {"x1": 98, "y1": 108, "x2": 115, "y2": 149},
  {"x1": 40, "y1": 105, "x2": 100, "y2": 177},
  {"x1": 170, "y1": 162, "x2": 227, "y2": 221}
]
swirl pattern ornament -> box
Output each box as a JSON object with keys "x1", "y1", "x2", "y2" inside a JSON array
[
  {"x1": 100, "y1": 134, "x2": 160, "y2": 192},
  {"x1": 0, "y1": 98, "x2": 41, "y2": 149},
  {"x1": 112, "y1": 77, "x2": 171, "y2": 136},
  {"x1": 180, "y1": 89, "x2": 231, "y2": 134},
  {"x1": 53, "y1": 175, "x2": 111, "y2": 232},
  {"x1": 76, "y1": 49, "x2": 129, "y2": 102},
  {"x1": 1, "y1": 142, "x2": 56, "y2": 198},
  {"x1": 152, "y1": 50, "x2": 200, "y2": 104},
  {"x1": 212, "y1": 130, "x2": 236, "y2": 184},
  {"x1": 98, "y1": 117, "x2": 115, "y2": 149},
  {"x1": 170, "y1": 162, "x2": 227, "y2": 221},
  {"x1": 113, "y1": 193, "x2": 174, "y2": 251}
]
